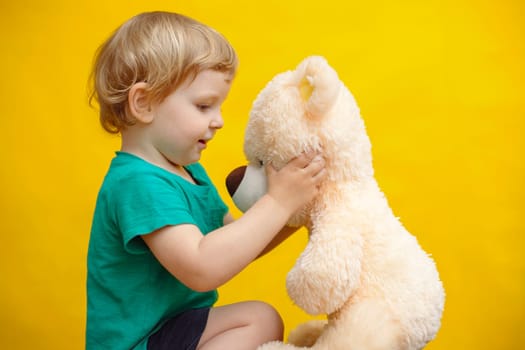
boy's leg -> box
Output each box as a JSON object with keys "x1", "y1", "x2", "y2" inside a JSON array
[{"x1": 197, "y1": 301, "x2": 284, "y2": 350}]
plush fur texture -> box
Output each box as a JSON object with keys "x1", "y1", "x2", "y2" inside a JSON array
[{"x1": 227, "y1": 56, "x2": 445, "y2": 349}]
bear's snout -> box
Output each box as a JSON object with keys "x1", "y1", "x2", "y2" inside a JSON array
[{"x1": 226, "y1": 165, "x2": 247, "y2": 198}]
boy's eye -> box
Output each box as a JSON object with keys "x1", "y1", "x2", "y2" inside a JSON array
[{"x1": 196, "y1": 104, "x2": 211, "y2": 111}]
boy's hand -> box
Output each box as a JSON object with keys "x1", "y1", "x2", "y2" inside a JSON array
[{"x1": 265, "y1": 152, "x2": 326, "y2": 216}]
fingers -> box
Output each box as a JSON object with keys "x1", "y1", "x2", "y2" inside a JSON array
[
  {"x1": 266, "y1": 151, "x2": 325, "y2": 183},
  {"x1": 304, "y1": 155, "x2": 325, "y2": 173},
  {"x1": 297, "y1": 154, "x2": 325, "y2": 185},
  {"x1": 265, "y1": 151, "x2": 326, "y2": 215},
  {"x1": 308, "y1": 158, "x2": 326, "y2": 192},
  {"x1": 264, "y1": 162, "x2": 276, "y2": 175},
  {"x1": 288, "y1": 151, "x2": 317, "y2": 168},
  {"x1": 284, "y1": 151, "x2": 323, "y2": 170}
]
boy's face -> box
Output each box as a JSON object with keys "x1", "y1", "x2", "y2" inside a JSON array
[{"x1": 149, "y1": 69, "x2": 233, "y2": 167}]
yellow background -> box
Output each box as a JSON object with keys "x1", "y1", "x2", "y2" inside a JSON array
[{"x1": 1, "y1": 0, "x2": 523, "y2": 349}]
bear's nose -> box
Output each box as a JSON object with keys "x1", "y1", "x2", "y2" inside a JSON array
[{"x1": 225, "y1": 165, "x2": 247, "y2": 197}]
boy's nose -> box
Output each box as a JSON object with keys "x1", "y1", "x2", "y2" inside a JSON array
[{"x1": 211, "y1": 112, "x2": 224, "y2": 129}]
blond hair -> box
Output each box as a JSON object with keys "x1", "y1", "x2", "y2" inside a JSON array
[{"x1": 89, "y1": 11, "x2": 238, "y2": 134}]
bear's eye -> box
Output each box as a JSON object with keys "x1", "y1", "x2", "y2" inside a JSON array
[{"x1": 258, "y1": 159, "x2": 264, "y2": 166}]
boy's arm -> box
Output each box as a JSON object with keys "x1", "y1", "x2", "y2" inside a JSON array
[
  {"x1": 142, "y1": 194, "x2": 292, "y2": 292},
  {"x1": 142, "y1": 154, "x2": 325, "y2": 292},
  {"x1": 223, "y1": 211, "x2": 299, "y2": 258}
]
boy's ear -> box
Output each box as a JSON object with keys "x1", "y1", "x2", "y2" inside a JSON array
[{"x1": 128, "y1": 82, "x2": 154, "y2": 123}]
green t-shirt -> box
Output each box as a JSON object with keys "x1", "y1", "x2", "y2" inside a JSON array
[{"x1": 86, "y1": 152, "x2": 228, "y2": 350}]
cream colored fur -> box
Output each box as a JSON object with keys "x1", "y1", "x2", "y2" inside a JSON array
[{"x1": 235, "y1": 56, "x2": 445, "y2": 349}]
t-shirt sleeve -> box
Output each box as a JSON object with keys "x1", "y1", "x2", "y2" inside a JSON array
[{"x1": 113, "y1": 174, "x2": 196, "y2": 254}]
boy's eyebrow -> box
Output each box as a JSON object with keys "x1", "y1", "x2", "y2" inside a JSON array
[
  {"x1": 194, "y1": 92, "x2": 224, "y2": 103},
  {"x1": 196, "y1": 92, "x2": 220, "y2": 99}
]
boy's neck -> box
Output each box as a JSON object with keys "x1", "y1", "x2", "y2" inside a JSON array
[{"x1": 120, "y1": 131, "x2": 196, "y2": 184}]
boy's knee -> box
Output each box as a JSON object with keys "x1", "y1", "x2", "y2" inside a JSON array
[{"x1": 249, "y1": 301, "x2": 284, "y2": 341}]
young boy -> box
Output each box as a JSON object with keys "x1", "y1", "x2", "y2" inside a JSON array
[{"x1": 87, "y1": 11, "x2": 325, "y2": 350}]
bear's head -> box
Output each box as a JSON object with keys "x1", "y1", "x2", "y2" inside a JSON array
[{"x1": 226, "y1": 56, "x2": 373, "y2": 226}]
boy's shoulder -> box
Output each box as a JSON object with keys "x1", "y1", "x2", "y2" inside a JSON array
[
  {"x1": 103, "y1": 152, "x2": 211, "y2": 188},
  {"x1": 103, "y1": 152, "x2": 153, "y2": 183}
]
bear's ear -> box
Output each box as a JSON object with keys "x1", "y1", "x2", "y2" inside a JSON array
[{"x1": 294, "y1": 56, "x2": 341, "y2": 119}]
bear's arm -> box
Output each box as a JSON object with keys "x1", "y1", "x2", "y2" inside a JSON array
[
  {"x1": 286, "y1": 223, "x2": 364, "y2": 315},
  {"x1": 257, "y1": 225, "x2": 300, "y2": 258}
]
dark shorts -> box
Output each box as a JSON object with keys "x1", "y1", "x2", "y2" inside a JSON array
[{"x1": 148, "y1": 308, "x2": 210, "y2": 350}]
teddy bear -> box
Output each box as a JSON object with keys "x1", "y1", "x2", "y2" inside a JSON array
[{"x1": 225, "y1": 56, "x2": 445, "y2": 350}]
